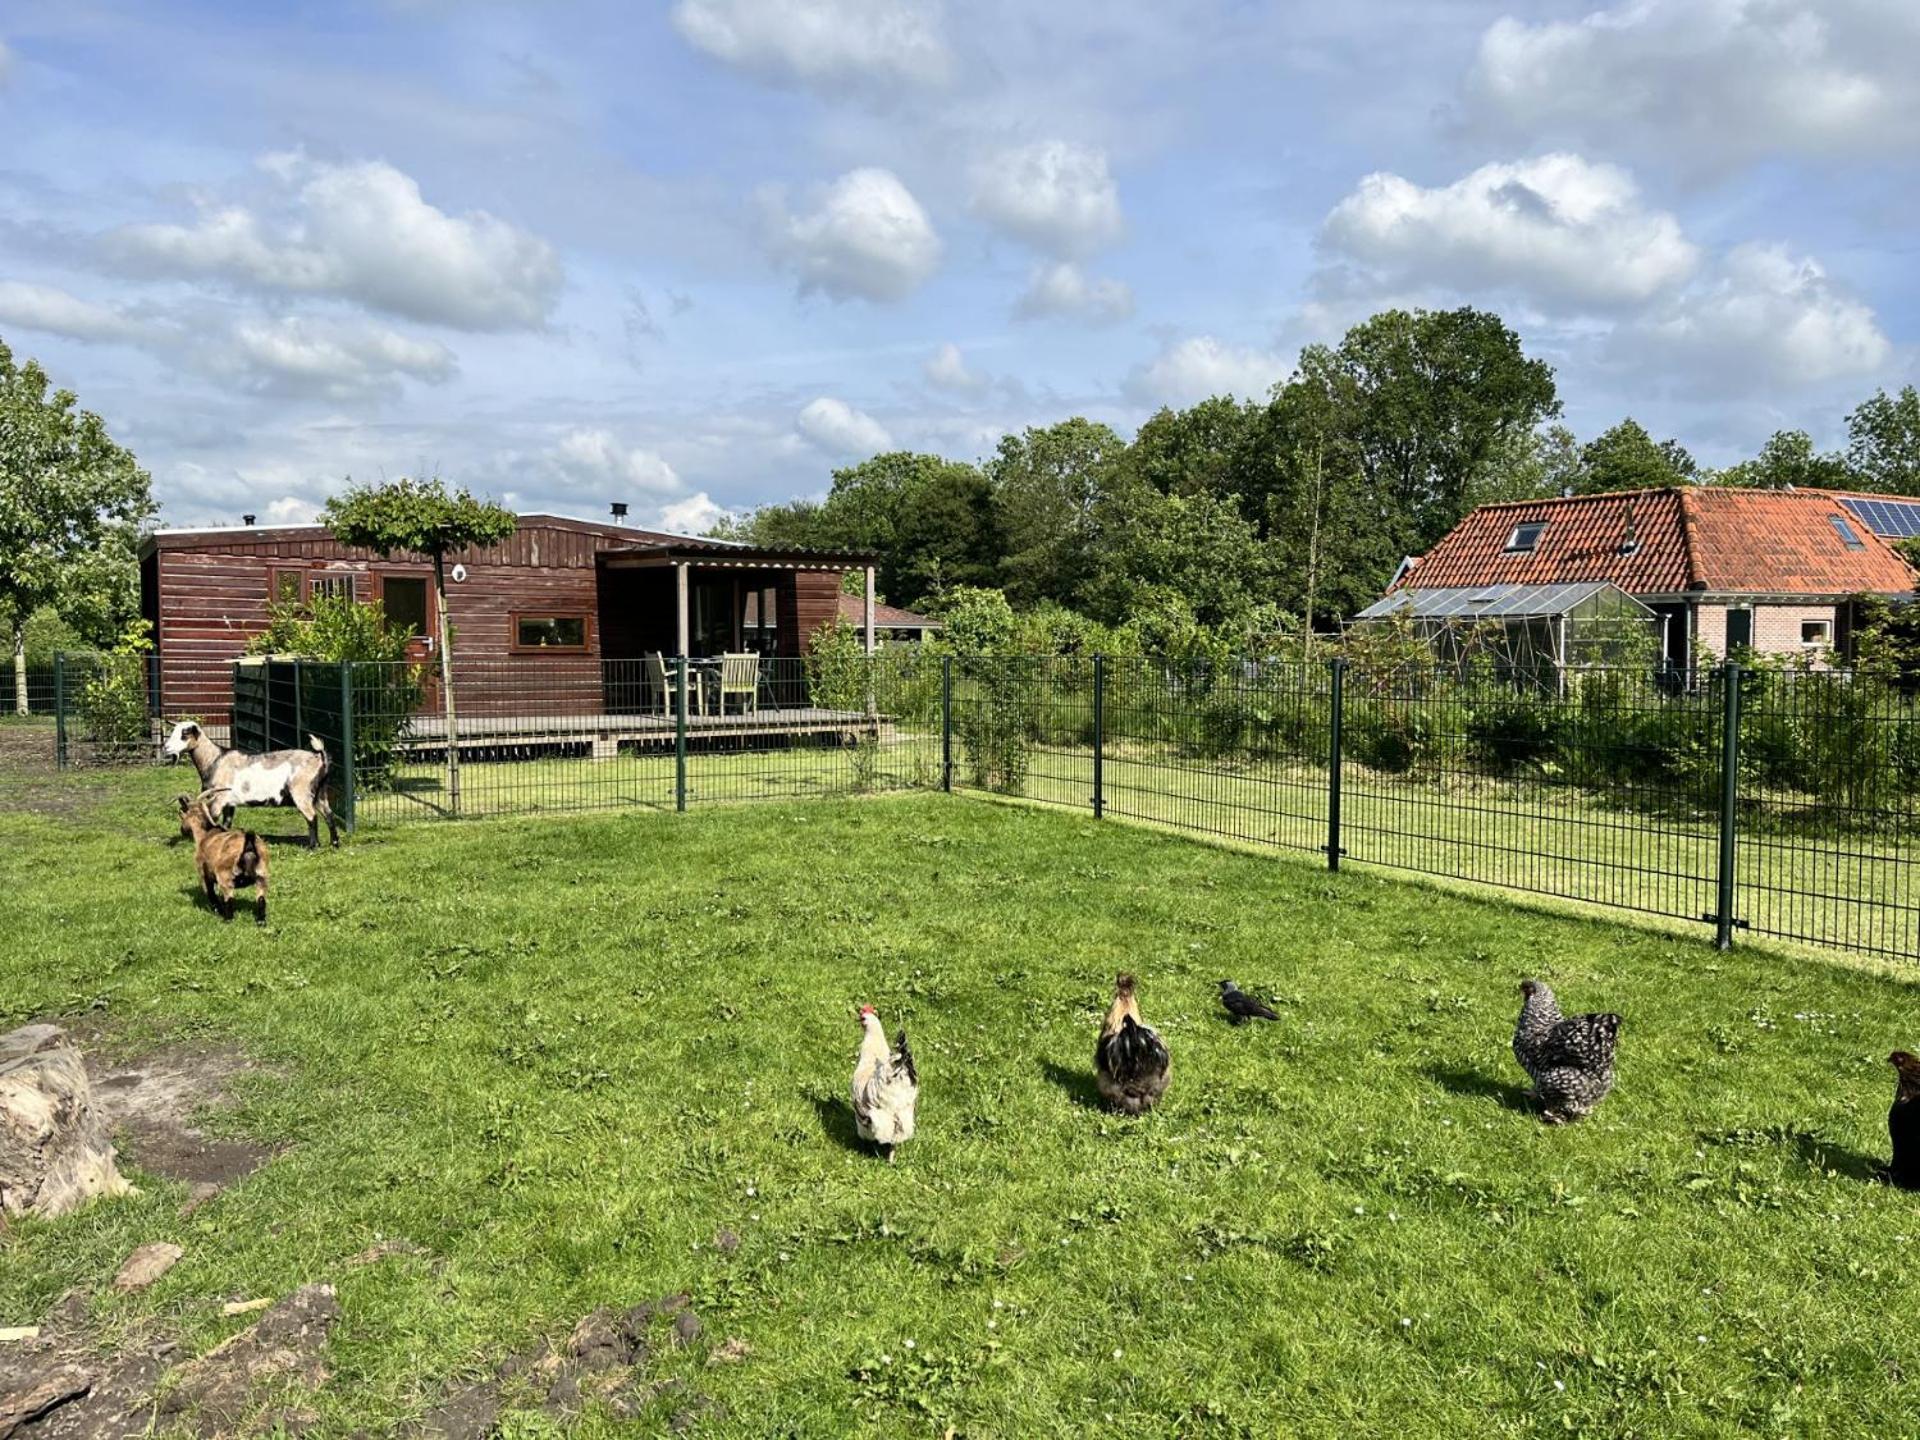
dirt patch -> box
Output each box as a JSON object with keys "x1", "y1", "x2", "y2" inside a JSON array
[
  {"x1": 415, "y1": 1295, "x2": 726, "y2": 1438},
  {"x1": 85, "y1": 1047, "x2": 276, "y2": 1203},
  {"x1": 0, "y1": 1294, "x2": 177, "y2": 1440}
]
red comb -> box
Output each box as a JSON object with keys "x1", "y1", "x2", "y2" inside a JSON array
[{"x1": 858, "y1": 1004, "x2": 876, "y2": 1016}]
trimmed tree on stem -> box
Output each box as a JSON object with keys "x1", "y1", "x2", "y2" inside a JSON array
[
  {"x1": 0, "y1": 338, "x2": 152, "y2": 714},
  {"x1": 319, "y1": 477, "x2": 515, "y2": 815}
]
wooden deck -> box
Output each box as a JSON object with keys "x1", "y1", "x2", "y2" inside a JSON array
[{"x1": 394, "y1": 706, "x2": 890, "y2": 758}]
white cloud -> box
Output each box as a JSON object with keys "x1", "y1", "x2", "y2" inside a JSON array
[
  {"x1": 0, "y1": 280, "x2": 148, "y2": 342},
  {"x1": 552, "y1": 427, "x2": 683, "y2": 494},
  {"x1": 1126, "y1": 335, "x2": 1288, "y2": 407},
  {"x1": 1014, "y1": 261, "x2": 1134, "y2": 324},
  {"x1": 1629, "y1": 242, "x2": 1891, "y2": 388},
  {"x1": 215, "y1": 315, "x2": 456, "y2": 399},
  {"x1": 672, "y1": 0, "x2": 950, "y2": 91},
  {"x1": 923, "y1": 341, "x2": 988, "y2": 395},
  {"x1": 106, "y1": 155, "x2": 563, "y2": 331},
  {"x1": 796, "y1": 396, "x2": 893, "y2": 455},
  {"x1": 1464, "y1": 0, "x2": 1920, "y2": 164},
  {"x1": 1321, "y1": 154, "x2": 1698, "y2": 310},
  {"x1": 657, "y1": 491, "x2": 727, "y2": 534},
  {"x1": 764, "y1": 168, "x2": 942, "y2": 302},
  {"x1": 264, "y1": 495, "x2": 319, "y2": 525},
  {"x1": 971, "y1": 140, "x2": 1124, "y2": 259}
]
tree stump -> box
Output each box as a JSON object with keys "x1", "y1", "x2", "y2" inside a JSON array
[{"x1": 0, "y1": 1025, "x2": 133, "y2": 1219}]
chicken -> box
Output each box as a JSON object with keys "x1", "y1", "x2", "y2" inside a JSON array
[
  {"x1": 1095, "y1": 973, "x2": 1170, "y2": 1115},
  {"x1": 850, "y1": 1005, "x2": 918, "y2": 1163},
  {"x1": 1218, "y1": 979, "x2": 1278, "y2": 1023},
  {"x1": 1511, "y1": 979, "x2": 1621, "y2": 1124},
  {"x1": 1887, "y1": 1051, "x2": 1920, "y2": 1191}
]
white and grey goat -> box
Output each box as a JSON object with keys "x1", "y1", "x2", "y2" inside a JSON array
[{"x1": 161, "y1": 720, "x2": 341, "y2": 849}]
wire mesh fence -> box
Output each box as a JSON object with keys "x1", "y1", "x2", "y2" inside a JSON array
[{"x1": 23, "y1": 642, "x2": 1920, "y2": 964}]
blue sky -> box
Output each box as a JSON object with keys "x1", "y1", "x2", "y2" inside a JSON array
[{"x1": 1, "y1": 0, "x2": 1915, "y2": 529}]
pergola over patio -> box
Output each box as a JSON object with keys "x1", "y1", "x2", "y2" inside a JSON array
[{"x1": 596, "y1": 538, "x2": 879, "y2": 658}]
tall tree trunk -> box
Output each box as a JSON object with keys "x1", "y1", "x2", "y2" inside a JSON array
[
  {"x1": 434, "y1": 552, "x2": 459, "y2": 815},
  {"x1": 12, "y1": 622, "x2": 28, "y2": 716}
]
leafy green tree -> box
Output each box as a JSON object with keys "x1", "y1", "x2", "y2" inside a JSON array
[
  {"x1": 1083, "y1": 483, "x2": 1275, "y2": 636},
  {"x1": 930, "y1": 586, "x2": 1016, "y2": 654},
  {"x1": 1123, "y1": 398, "x2": 1262, "y2": 504},
  {"x1": 1845, "y1": 386, "x2": 1920, "y2": 494},
  {"x1": 320, "y1": 476, "x2": 517, "y2": 814},
  {"x1": 822, "y1": 452, "x2": 1000, "y2": 608},
  {"x1": 987, "y1": 419, "x2": 1127, "y2": 608},
  {"x1": 707, "y1": 499, "x2": 835, "y2": 548},
  {"x1": 1307, "y1": 308, "x2": 1561, "y2": 553},
  {"x1": 1572, "y1": 418, "x2": 1695, "y2": 494},
  {"x1": 1468, "y1": 424, "x2": 1581, "y2": 506},
  {"x1": 0, "y1": 338, "x2": 153, "y2": 712},
  {"x1": 1712, "y1": 429, "x2": 1852, "y2": 490}
]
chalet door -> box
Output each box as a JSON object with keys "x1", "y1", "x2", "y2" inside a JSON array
[{"x1": 377, "y1": 574, "x2": 439, "y2": 707}]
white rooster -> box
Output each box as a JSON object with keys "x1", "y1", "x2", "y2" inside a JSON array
[{"x1": 850, "y1": 1005, "x2": 918, "y2": 1163}]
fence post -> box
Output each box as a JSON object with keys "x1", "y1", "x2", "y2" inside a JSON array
[
  {"x1": 147, "y1": 652, "x2": 161, "y2": 743},
  {"x1": 940, "y1": 655, "x2": 953, "y2": 793},
  {"x1": 337, "y1": 661, "x2": 356, "y2": 832},
  {"x1": 1326, "y1": 657, "x2": 1346, "y2": 872},
  {"x1": 1092, "y1": 654, "x2": 1105, "y2": 818},
  {"x1": 1713, "y1": 661, "x2": 1742, "y2": 949},
  {"x1": 674, "y1": 656, "x2": 689, "y2": 812},
  {"x1": 53, "y1": 651, "x2": 68, "y2": 770}
]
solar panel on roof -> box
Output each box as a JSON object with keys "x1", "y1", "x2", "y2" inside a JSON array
[{"x1": 1840, "y1": 496, "x2": 1920, "y2": 539}]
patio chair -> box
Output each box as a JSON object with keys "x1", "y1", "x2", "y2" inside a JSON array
[
  {"x1": 716, "y1": 652, "x2": 761, "y2": 715},
  {"x1": 646, "y1": 652, "x2": 704, "y2": 716}
]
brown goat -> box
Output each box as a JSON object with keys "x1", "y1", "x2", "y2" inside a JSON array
[{"x1": 177, "y1": 794, "x2": 270, "y2": 924}]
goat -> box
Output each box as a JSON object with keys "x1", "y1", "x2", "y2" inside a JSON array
[
  {"x1": 177, "y1": 793, "x2": 270, "y2": 924},
  {"x1": 162, "y1": 720, "x2": 340, "y2": 849}
]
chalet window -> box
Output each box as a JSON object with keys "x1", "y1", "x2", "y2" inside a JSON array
[
  {"x1": 514, "y1": 614, "x2": 589, "y2": 651},
  {"x1": 380, "y1": 576, "x2": 429, "y2": 637},
  {"x1": 1505, "y1": 522, "x2": 1546, "y2": 553},
  {"x1": 1829, "y1": 514, "x2": 1865, "y2": 549},
  {"x1": 270, "y1": 568, "x2": 304, "y2": 605},
  {"x1": 310, "y1": 574, "x2": 356, "y2": 601},
  {"x1": 1802, "y1": 619, "x2": 1833, "y2": 646}
]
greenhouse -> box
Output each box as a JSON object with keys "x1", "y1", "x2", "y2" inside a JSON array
[{"x1": 1350, "y1": 581, "x2": 1661, "y2": 687}]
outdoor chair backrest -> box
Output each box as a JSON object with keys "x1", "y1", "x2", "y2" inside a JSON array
[{"x1": 719, "y1": 652, "x2": 759, "y2": 693}]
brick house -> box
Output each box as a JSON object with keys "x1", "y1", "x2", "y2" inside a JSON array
[{"x1": 1388, "y1": 487, "x2": 1916, "y2": 674}]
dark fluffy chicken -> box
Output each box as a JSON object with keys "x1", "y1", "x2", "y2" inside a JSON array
[
  {"x1": 1888, "y1": 1051, "x2": 1920, "y2": 1191},
  {"x1": 1095, "y1": 973, "x2": 1170, "y2": 1115},
  {"x1": 1511, "y1": 979, "x2": 1620, "y2": 1123}
]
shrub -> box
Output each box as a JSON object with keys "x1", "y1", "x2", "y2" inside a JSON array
[{"x1": 76, "y1": 619, "x2": 153, "y2": 759}]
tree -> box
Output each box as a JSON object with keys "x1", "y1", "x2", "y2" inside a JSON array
[
  {"x1": 987, "y1": 419, "x2": 1127, "y2": 608},
  {"x1": 0, "y1": 338, "x2": 153, "y2": 713},
  {"x1": 1845, "y1": 385, "x2": 1920, "y2": 494},
  {"x1": 1713, "y1": 429, "x2": 1851, "y2": 490},
  {"x1": 1310, "y1": 308, "x2": 1561, "y2": 553},
  {"x1": 1573, "y1": 418, "x2": 1694, "y2": 494},
  {"x1": 319, "y1": 476, "x2": 516, "y2": 815},
  {"x1": 1083, "y1": 482, "x2": 1276, "y2": 636},
  {"x1": 820, "y1": 452, "x2": 999, "y2": 608}
]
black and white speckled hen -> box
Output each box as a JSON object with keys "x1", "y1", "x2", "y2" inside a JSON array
[
  {"x1": 1511, "y1": 979, "x2": 1621, "y2": 1124},
  {"x1": 1887, "y1": 1051, "x2": 1920, "y2": 1190},
  {"x1": 1095, "y1": 973, "x2": 1170, "y2": 1115}
]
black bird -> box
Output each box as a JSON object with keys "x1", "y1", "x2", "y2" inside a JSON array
[
  {"x1": 1888, "y1": 1051, "x2": 1920, "y2": 1190},
  {"x1": 1218, "y1": 979, "x2": 1279, "y2": 1023}
]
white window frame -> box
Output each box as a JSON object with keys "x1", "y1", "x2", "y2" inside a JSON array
[
  {"x1": 1801, "y1": 618, "x2": 1833, "y2": 647},
  {"x1": 1505, "y1": 522, "x2": 1546, "y2": 553}
]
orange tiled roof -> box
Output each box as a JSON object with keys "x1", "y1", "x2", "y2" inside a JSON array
[
  {"x1": 1398, "y1": 487, "x2": 1915, "y2": 597},
  {"x1": 837, "y1": 592, "x2": 941, "y2": 628}
]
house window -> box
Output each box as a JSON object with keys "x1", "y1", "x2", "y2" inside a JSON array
[
  {"x1": 1830, "y1": 514, "x2": 1865, "y2": 549},
  {"x1": 1505, "y1": 521, "x2": 1546, "y2": 553},
  {"x1": 514, "y1": 614, "x2": 589, "y2": 651},
  {"x1": 1802, "y1": 619, "x2": 1833, "y2": 646},
  {"x1": 310, "y1": 574, "x2": 356, "y2": 601},
  {"x1": 270, "y1": 568, "x2": 304, "y2": 605}
]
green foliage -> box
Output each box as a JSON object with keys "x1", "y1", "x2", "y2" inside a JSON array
[
  {"x1": 243, "y1": 594, "x2": 425, "y2": 787},
  {"x1": 1573, "y1": 418, "x2": 1695, "y2": 494},
  {"x1": 0, "y1": 336, "x2": 153, "y2": 710},
  {"x1": 1845, "y1": 384, "x2": 1920, "y2": 495},
  {"x1": 1713, "y1": 429, "x2": 1852, "y2": 490},
  {"x1": 986, "y1": 417, "x2": 1127, "y2": 608},
  {"x1": 931, "y1": 586, "x2": 1016, "y2": 655},
  {"x1": 76, "y1": 618, "x2": 153, "y2": 755},
  {"x1": 318, "y1": 475, "x2": 517, "y2": 560}
]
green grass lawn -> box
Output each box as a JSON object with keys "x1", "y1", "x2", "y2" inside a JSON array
[{"x1": 4, "y1": 765, "x2": 1920, "y2": 1436}]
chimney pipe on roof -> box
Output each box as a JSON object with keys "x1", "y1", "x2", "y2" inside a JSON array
[
  {"x1": 610, "y1": 501, "x2": 629, "y2": 521},
  {"x1": 242, "y1": 514, "x2": 256, "y2": 526}
]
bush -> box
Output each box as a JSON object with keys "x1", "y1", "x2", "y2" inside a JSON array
[
  {"x1": 76, "y1": 620, "x2": 153, "y2": 759},
  {"x1": 245, "y1": 595, "x2": 424, "y2": 789},
  {"x1": 955, "y1": 657, "x2": 1035, "y2": 795}
]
